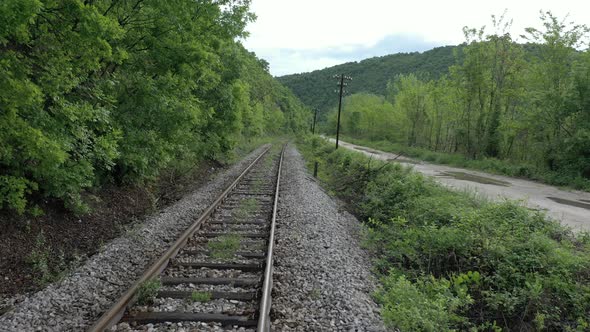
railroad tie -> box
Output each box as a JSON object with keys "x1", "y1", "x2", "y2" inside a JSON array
[{"x1": 121, "y1": 312, "x2": 258, "y2": 327}]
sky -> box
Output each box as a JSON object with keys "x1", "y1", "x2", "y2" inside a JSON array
[{"x1": 242, "y1": 0, "x2": 590, "y2": 76}]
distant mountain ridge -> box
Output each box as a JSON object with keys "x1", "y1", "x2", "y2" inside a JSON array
[{"x1": 277, "y1": 45, "x2": 459, "y2": 113}]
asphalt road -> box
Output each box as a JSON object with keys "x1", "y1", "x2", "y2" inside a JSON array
[{"x1": 327, "y1": 138, "x2": 590, "y2": 232}]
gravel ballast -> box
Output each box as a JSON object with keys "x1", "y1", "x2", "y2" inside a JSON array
[
  {"x1": 0, "y1": 146, "x2": 269, "y2": 332},
  {"x1": 272, "y1": 144, "x2": 386, "y2": 331}
]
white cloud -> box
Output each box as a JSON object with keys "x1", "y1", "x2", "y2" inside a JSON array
[
  {"x1": 243, "y1": 0, "x2": 590, "y2": 76},
  {"x1": 255, "y1": 34, "x2": 440, "y2": 76}
]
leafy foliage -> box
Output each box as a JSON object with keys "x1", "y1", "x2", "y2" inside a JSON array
[
  {"x1": 0, "y1": 0, "x2": 309, "y2": 214},
  {"x1": 278, "y1": 45, "x2": 458, "y2": 118},
  {"x1": 317, "y1": 13, "x2": 590, "y2": 190},
  {"x1": 376, "y1": 272, "x2": 475, "y2": 331},
  {"x1": 135, "y1": 278, "x2": 161, "y2": 306},
  {"x1": 300, "y1": 135, "x2": 590, "y2": 331}
]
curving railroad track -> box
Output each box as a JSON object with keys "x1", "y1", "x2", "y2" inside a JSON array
[{"x1": 89, "y1": 144, "x2": 285, "y2": 332}]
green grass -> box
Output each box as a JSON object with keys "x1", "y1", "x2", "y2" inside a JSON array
[
  {"x1": 233, "y1": 198, "x2": 259, "y2": 221},
  {"x1": 207, "y1": 234, "x2": 242, "y2": 260},
  {"x1": 252, "y1": 178, "x2": 264, "y2": 192},
  {"x1": 25, "y1": 231, "x2": 73, "y2": 286},
  {"x1": 299, "y1": 135, "x2": 590, "y2": 331},
  {"x1": 190, "y1": 291, "x2": 212, "y2": 303},
  {"x1": 340, "y1": 136, "x2": 590, "y2": 192}
]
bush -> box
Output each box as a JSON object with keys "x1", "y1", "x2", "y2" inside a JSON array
[
  {"x1": 0, "y1": 1, "x2": 310, "y2": 215},
  {"x1": 376, "y1": 271, "x2": 474, "y2": 331},
  {"x1": 0, "y1": 176, "x2": 36, "y2": 214},
  {"x1": 300, "y1": 136, "x2": 590, "y2": 331}
]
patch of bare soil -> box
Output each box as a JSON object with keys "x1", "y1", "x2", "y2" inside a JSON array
[{"x1": 0, "y1": 160, "x2": 223, "y2": 300}]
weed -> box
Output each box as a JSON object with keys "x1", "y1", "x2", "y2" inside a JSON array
[
  {"x1": 309, "y1": 288, "x2": 321, "y2": 300},
  {"x1": 252, "y1": 178, "x2": 264, "y2": 192},
  {"x1": 264, "y1": 156, "x2": 274, "y2": 169},
  {"x1": 208, "y1": 234, "x2": 241, "y2": 260},
  {"x1": 25, "y1": 233, "x2": 84, "y2": 286},
  {"x1": 190, "y1": 291, "x2": 212, "y2": 303},
  {"x1": 299, "y1": 135, "x2": 590, "y2": 331},
  {"x1": 233, "y1": 198, "x2": 258, "y2": 221},
  {"x1": 125, "y1": 219, "x2": 145, "y2": 241},
  {"x1": 136, "y1": 279, "x2": 161, "y2": 305},
  {"x1": 26, "y1": 231, "x2": 51, "y2": 285}
]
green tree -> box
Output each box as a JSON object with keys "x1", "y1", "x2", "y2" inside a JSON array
[
  {"x1": 0, "y1": 0, "x2": 309, "y2": 214},
  {"x1": 524, "y1": 11, "x2": 589, "y2": 171}
]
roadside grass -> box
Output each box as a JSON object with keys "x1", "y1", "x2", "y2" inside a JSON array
[
  {"x1": 299, "y1": 135, "x2": 590, "y2": 331},
  {"x1": 340, "y1": 136, "x2": 590, "y2": 192},
  {"x1": 25, "y1": 231, "x2": 83, "y2": 286}
]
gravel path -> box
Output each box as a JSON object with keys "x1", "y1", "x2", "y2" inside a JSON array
[
  {"x1": 0, "y1": 146, "x2": 269, "y2": 332},
  {"x1": 272, "y1": 144, "x2": 386, "y2": 332}
]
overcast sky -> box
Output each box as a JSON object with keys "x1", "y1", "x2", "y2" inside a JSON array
[{"x1": 242, "y1": 0, "x2": 590, "y2": 76}]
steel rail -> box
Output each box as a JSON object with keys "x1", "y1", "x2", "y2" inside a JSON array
[
  {"x1": 257, "y1": 144, "x2": 285, "y2": 331},
  {"x1": 88, "y1": 145, "x2": 271, "y2": 332}
]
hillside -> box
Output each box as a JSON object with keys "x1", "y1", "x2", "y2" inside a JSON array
[{"x1": 277, "y1": 45, "x2": 459, "y2": 114}]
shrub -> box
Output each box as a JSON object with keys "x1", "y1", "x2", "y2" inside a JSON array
[
  {"x1": 376, "y1": 271, "x2": 474, "y2": 331},
  {"x1": 300, "y1": 136, "x2": 590, "y2": 331},
  {"x1": 136, "y1": 279, "x2": 161, "y2": 305}
]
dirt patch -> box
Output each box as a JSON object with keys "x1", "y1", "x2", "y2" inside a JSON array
[
  {"x1": 0, "y1": 160, "x2": 222, "y2": 300},
  {"x1": 580, "y1": 199, "x2": 590, "y2": 204},
  {"x1": 547, "y1": 197, "x2": 590, "y2": 211},
  {"x1": 438, "y1": 171, "x2": 511, "y2": 187}
]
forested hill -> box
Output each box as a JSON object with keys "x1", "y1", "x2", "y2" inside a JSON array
[{"x1": 277, "y1": 45, "x2": 458, "y2": 112}]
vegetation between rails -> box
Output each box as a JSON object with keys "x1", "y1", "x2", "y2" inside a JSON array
[
  {"x1": 190, "y1": 290, "x2": 212, "y2": 303},
  {"x1": 136, "y1": 279, "x2": 161, "y2": 306},
  {"x1": 208, "y1": 234, "x2": 242, "y2": 261},
  {"x1": 299, "y1": 135, "x2": 590, "y2": 331}
]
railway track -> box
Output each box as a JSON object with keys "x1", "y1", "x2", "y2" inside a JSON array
[{"x1": 90, "y1": 145, "x2": 284, "y2": 332}]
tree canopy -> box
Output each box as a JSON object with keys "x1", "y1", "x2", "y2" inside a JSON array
[
  {"x1": 319, "y1": 13, "x2": 590, "y2": 189},
  {"x1": 278, "y1": 45, "x2": 458, "y2": 118},
  {"x1": 0, "y1": 0, "x2": 309, "y2": 214}
]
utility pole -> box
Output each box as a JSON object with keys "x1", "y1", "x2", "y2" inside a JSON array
[
  {"x1": 333, "y1": 74, "x2": 352, "y2": 149},
  {"x1": 312, "y1": 108, "x2": 318, "y2": 134}
]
